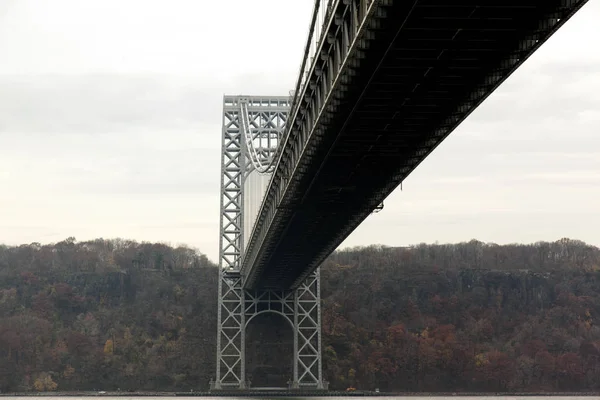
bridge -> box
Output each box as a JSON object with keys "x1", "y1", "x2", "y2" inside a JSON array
[{"x1": 214, "y1": 0, "x2": 589, "y2": 390}]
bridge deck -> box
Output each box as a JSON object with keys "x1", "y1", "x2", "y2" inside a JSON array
[{"x1": 242, "y1": 0, "x2": 588, "y2": 290}]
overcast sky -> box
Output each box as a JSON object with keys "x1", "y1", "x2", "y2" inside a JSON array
[{"x1": 0, "y1": 0, "x2": 599, "y2": 261}]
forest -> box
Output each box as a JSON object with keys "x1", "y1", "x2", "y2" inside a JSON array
[{"x1": 1, "y1": 237, "x2": 600, "y2": 392}]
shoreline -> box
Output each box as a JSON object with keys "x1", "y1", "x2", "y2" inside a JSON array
[{"x1": 3, "y1": 391, "x2": 600, "y2": 397}]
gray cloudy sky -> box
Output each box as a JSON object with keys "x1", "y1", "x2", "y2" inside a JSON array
[{"x1": 0, "y1": 0, "x2": 599, "y2": 261}]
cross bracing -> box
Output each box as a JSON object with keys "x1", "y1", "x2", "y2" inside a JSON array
[
  {"x1": 214, "y1": 0, "x2": 589, "y2": 390},
  {"x1": 215, "y1": 95, "x2": 324, "y2": 390}
]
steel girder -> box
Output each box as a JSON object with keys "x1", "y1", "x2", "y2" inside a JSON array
[
  {"x1": 241, "y1": 0, "x2": 383, "y2": 290},
  {"x1": 240, "y1": 0, "x2": 590, "y2": 290}
]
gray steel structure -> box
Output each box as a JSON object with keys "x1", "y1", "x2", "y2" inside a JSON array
[
  {"x1": 214, "y1": 0, "x2": 589, "y2": 389},
  {"x1": 241, "y1": 0, "x2": 590, "y2": 291},
  {"x1": 215, "y1": 96, "x2": 324, "y2": 390}
]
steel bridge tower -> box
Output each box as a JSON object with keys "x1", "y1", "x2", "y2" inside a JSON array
[{"x1": 213, "y1": 95, "x2": 324, "y2": 390}]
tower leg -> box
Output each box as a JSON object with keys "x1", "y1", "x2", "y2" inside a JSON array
[
  {"x1": 215, "y1": 271, "x2": 246, "y2": 389},
  {"x1": 293, "y1": 268, "x2": 324, "y2": 389}
]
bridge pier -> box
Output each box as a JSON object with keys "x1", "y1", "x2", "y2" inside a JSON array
[
  {"x1": 214, "y1": 268, "x2": 324, "y2": 390},
  {"x1": 215, "y1": 95, "x2": 323, "y2": 390}
]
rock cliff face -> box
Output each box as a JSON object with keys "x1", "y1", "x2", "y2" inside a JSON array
[{"x1": 1, "y1": 238, "x2": 600, "y2": 392}]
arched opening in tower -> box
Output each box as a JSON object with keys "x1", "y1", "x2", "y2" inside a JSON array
[{"x1": 245, "y1": 312, "x2": 293, "y2": 388}]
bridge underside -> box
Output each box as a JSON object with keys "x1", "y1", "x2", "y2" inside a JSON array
[{"x1": 243, "y1": 0, "x2": 587, "y2": 290}]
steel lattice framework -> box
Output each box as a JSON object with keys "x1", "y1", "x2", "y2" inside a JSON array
[
  {"x1": 213, "y1": 0, "x2": 588, "y2": 390},
  {"x1": 215, "y1": 95, "x2": 324, "y2": 390},
  {"x1": 239, "y1": 0, "x2": 590, "y2": 290}
]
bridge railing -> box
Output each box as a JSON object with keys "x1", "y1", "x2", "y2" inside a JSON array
[
  {"x1": 240, "y1": 0, "x2": 339, "y2": 280},
  {"x1": 288, "y1": 0, "x2": 336, "y2": 121},
  {"x1": 241, "y1": 2, "x2": 335, "y2": 178}
]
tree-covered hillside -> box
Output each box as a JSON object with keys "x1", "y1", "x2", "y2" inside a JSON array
[{"x1": 1, "y1": 237, "x2": 600, "y2": 392}]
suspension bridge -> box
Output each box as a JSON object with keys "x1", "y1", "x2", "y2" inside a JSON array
[{"x1": 214, "y1": 0, "x2": 589, "y2": 390}]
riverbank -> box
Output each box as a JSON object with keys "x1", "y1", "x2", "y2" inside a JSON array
[{"x1": 4, "y1": 391, "x2": 600, "y2": 397}]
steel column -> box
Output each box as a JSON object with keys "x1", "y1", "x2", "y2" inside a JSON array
[{"x1": 215, "y1": 95, "x2": 324, "y2": 390}]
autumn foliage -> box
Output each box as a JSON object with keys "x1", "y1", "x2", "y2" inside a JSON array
[
  {"x1": 0, "y1": 238, "x2": 216, "y2": 392},
  {"x1": 320, "y1": 239, "x2": 600, "y2": 391},
  {"x1": 1, "y1": 237, "x2": 600, "y2": 392}
]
